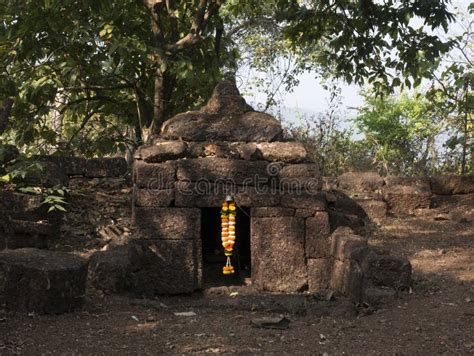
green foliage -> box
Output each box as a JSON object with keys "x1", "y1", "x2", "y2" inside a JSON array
[
  {"x1": 0, "y1": 0, "x2": 456, "y2": 157},
  {"x1": 0, "y1": 0, "x2": 152, "y2": 154},
  {"x1": 0, "y1": 0, "x2": 224, "y2": 154},
  {"x1": 284, "y1": 82, "x2": 373, "y2": 176},
  {"x1": 287, "y1": 117, "x2": 372, "y2": 176},
  {"x1": 0, "y1": 154, "x2": 69, "y2": 212},
  {"x1": 0, "y1": 159, "x2": 44, "y2": 184},
  {"x1": 278, "y1": 0, "x2": 454, "y2": 91},
  {"x1": 425, "y1": 2, "x2": 473, "y2": 174},
  {"x1": 19, "y1": 185, "x2": 69, "y2": 212},
  {"x1": 233, "y1": 0, "x2": 454, "y2": 106},
  {"x1": 355, "y1": 92, "x2": 443, "y2": 175}
]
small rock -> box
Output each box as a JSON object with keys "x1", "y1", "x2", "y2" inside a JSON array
[
  {"x1": 146, "y1": 316, "x2": 156, "y2": 323},
  {"x1": 251, "y1": 316, "x2": 290, "y2": 330},
  {"x1": 174, "y1": 311, "x2": 197, "y2": 317},
  {"x1": 312, "y1": 289, "x2": 336, "y2": 302}
]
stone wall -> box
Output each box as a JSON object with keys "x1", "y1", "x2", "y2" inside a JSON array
[
  {"x1": 324, "y1": 172, "x2": 474, "y2": 221},
  {"x1": 0, "y1": 156, "x2": 128, "y2": 314},
  {"x1": 1, "y1": 156, "x2": 128, "y2": 251}
]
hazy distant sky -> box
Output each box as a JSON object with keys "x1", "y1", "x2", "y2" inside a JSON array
[
  {"x1": 280, "y1": 73, "x2": 364, "y2": 113},
  {"x1": 242, "y1": 73, "x2": 363, "y2": 119}
]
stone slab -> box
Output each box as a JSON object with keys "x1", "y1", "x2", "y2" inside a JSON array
[
  {"x1": 251, "y1": 217, "x2": 307, "y2": 292},
  {"x1": 330, "y1": 227, "x2": 368, "y2": 262},
  {"x1": 89, "y1": 241, "x2": 201, "y2": 296},
  {"x1": 133, "y1": 207, "x2": 200, "y2": 240},
  {"x1": 237, "y1": 142, "x2": 262, "y2": 160},
  {"x1": 134, "y1": 187, "x2": 174, "y2": 207},
  {"x1": 0, "y1": 248, "x2": 87, "y2": 314},
  {"x1": 174, "y1": 183, "x2": 280, "y2": 208},
  {"x1": 431, "y1": 175, "x2": 474, "y2": 195},
  {"x1": 384, "y1": 176, "x2": 431, "y2": 191},
  {"x1": 338, "y1": 172, "x2": 384, "y2": 193},
  {"x1": 3, "y1": 220, "x2": 51, "y2": 250},
  {"x1": 134, "y1": 161, "x2": 176, "y2": 189},
  {"x1": 35, "y1": 155, "x2": 87, "y2": 176},
  {"x1": 355, "y1": 198, "x2": 388, "y2": 221},
  {"x1": 295, "y1": 209, "x2": 317, "y2": 218},
  {"x1": 143, "y1": 239, "x2": 201, "y2": 294},
  {"x1": 256, "y1": 142, "x2": 308, "y2": 163},
  {"x1": 251, "y1": 207, "x2": 295, "y2": 217},
  {"x1": 305, "y1": 212, "x2": 331, "y2": 258},
  {"x1": 307, "y1": 258, "x2": 332, "y2": 293},
  {"x1": 279, "y1": 163, "x2": 320, "y2": 178},
  {"x1": 281, "y1": 191, "x2": 327, "y2": 211},
  {"x1": 85, "y1": 157, "x2": 128, "y2": 178},
  {"x1": 382, "y1": 185, "x2": 431, "y2": 214},
  {"x1": 135, "y1": 141, "x2": 187, "y2": 163},
  {"x1": 186, "y1": 142, "x2": 241, "y2": 159},
  {"x1": 330, "y1": 259, "x2": 364, "y2": 302},
  {"x1": 176, "y1": 158, "x2": 270, "y2": 185}
]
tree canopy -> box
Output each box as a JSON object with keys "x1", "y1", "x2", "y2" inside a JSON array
[{"x1": 0, "y1": 0, "x2": 457, "y2": 157}]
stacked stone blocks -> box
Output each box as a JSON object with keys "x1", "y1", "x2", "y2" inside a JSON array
[{"x1": 132, "y1": 81, "x2": 412, "y2": 301}]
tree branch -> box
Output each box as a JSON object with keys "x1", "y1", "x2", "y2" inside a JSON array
[
  {"x1": 66, "y1": 109, "x2": 97, "y2": 147},
  {"x1": 143, "y1": 0, "x2": 166, "y2": 45},
  {"x1": 191, "y1": 0, "x2": 208, "y2": 34},
  {"x1": 60, "y1": 95, "x2": 122, "y2": 113},
  {"x1": 165, "y1": 0, "x2": 223, "y2": 54},
  {"x1": 63, "y1": 83, "x2": 134, "y2": 91}
]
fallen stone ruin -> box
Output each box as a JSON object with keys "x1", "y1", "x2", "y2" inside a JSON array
[
  {"x1": 324, "y1": 171, "x2": 474, "y2": 227},
  {"x1": 1, "y1": 81, "x2": 473, "y2": 315},
  {"x1": 0, "y1": 157, "x2": 128, "y2": 314}
]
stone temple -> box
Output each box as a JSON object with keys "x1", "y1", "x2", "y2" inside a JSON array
[{"x1": 132, "y1": 81, "x2": 411, "y2": 301}]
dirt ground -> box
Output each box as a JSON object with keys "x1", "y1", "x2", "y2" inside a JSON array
[{"x1": 0, "y1": 183, "x2": 473, "y2": 354}]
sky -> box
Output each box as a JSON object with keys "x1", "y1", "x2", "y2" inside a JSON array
[
  {"x1": 242, "y1": 73, "x2": 363, "y2": 122},
  {"x1": 278, "y1": 73, "x2": 364, "y2": 115}
]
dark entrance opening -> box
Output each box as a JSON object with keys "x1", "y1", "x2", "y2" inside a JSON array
[{"x1": 201, "y1": 207, "x2": 251, "y2": 288}]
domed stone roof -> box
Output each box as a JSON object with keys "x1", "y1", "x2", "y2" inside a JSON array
[{"x1": 160, "y1": 81, "x2": 283, "y2": 142}]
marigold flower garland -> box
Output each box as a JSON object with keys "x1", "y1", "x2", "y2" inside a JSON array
[{"x1": 221, "y1": 196, "x2": 236, "y2": 275}]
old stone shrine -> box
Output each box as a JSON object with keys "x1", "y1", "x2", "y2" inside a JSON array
[{"x1": 131, "y1": 81, "x2": 412, "y2": 302}]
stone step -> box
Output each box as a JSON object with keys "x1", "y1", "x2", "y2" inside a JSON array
[
  {"x1": 0, "y1": 220, "x2": 51, "y2": 250},
  {"x1": 0, "y1": 248, "x2": 88, "y2": 314}
]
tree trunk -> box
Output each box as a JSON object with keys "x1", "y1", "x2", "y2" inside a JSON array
[
  {"x1": 461, "y1": 111, "x2": 468, "y2": 175},
  {"x1": 460, "y1": 84, "x2": 470, "y2": 175},
  {"x1": 151, "y1": 64, "x2": 166, "y2": 135},
  {"x1": 144, "y1": 0, "x2": 168, "y2": 137}
]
